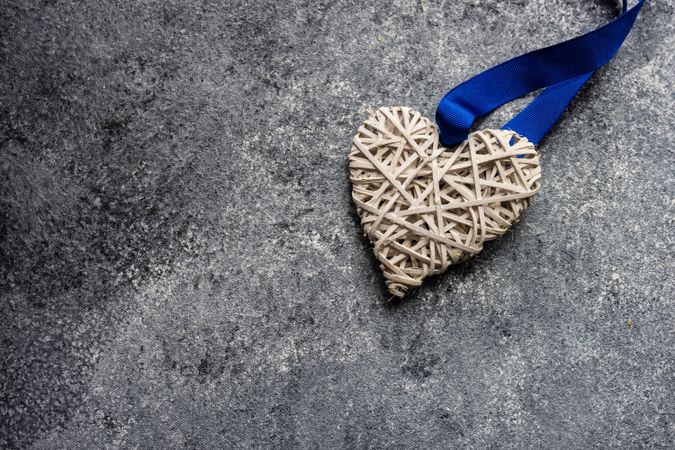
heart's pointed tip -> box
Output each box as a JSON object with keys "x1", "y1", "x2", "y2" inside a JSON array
[
  {"x1": 386, "y1": 283, "x2": 408, "y2": 300},
  {"x1": 385, "y1": 289, "x2": 407, "y2": 304}
]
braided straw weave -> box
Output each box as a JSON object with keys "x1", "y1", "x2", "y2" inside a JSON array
[{"x1": 349, "y1": 107, "x2": 541, "y2": 298}]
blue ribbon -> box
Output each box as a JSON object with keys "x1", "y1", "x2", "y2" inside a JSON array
[{"x1": 435, "y1": 0, "x2": 645, "y2": 147}]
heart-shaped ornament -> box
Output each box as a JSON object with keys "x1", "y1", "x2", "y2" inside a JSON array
[{"x1": 349, "y1": 106, "x2": 541, "y2": 298}]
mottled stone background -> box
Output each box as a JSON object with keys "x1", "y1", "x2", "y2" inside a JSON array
[{"x1": 1, "y1": 0, "x2": 673, "y2": 448}]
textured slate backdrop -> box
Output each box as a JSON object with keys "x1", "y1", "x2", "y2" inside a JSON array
[{"x1": 1, "y1": 0, "x2": 673, "y2": 448}]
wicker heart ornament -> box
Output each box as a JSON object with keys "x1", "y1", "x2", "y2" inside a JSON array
[{"x1": 349, "y1": 107, "x2": 541, "y2": 298}]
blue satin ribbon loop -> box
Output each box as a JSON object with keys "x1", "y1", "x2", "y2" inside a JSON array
[{"x1": 436, "y1": 0, "x2": 644, "y2": 147}]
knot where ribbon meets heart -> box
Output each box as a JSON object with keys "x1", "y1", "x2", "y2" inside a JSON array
[{"x1": 349, "y1": 106, "x2": 541, "y2": 298}]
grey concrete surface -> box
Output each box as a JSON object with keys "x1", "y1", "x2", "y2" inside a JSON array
[{"x1": 1, "y1": 0, "x2": 673, "y2": 448}]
